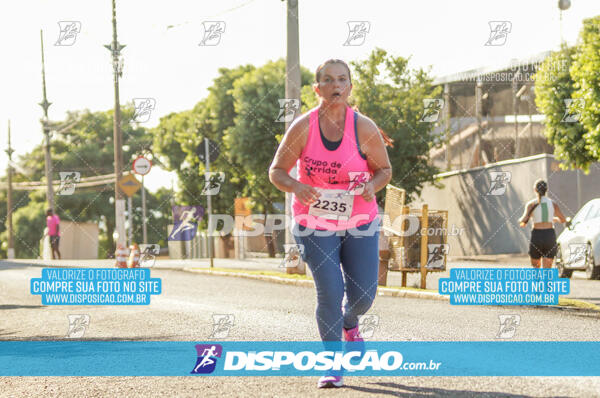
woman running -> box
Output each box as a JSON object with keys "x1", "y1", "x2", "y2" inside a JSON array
[
  {"x1": 269, "y1": 59, "x2": 392, "y2": 388},
  {"x1": 518, "y1": 179, "x2": 567, "y2": 269}
]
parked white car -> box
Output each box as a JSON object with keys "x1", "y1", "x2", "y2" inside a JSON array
[{"x1": 556, "y1": 198, "x2": 600, "y2": 279}]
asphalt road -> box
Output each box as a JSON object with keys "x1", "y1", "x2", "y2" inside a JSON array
[{"x1": 1, "y1": 262, "x2": 600, "y2": 397}]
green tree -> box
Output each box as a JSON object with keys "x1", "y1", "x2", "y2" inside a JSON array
[
  {"x1": 0, "y1": 185, "x2": 30, "y2": 258},
  {"x1": 151, "y1": 65, "x2": 254, "y2": 223},
  {"x1": 571, "y1": 15, "x2": 600, "y2": 163},
  {"x1": 534, "y1": 44, "x2": 594, "y2": 171},
  {"x1": 223, "y1": 60, "x2": 312, "y2": 255},
  {"x1": 224, "y1": 59, "x2": 312, "y2": 211},
  {"x1": 350, "y1": 48, "x2": 442, "y2": 202},
  {"x1": 5, "y1": 105, "x2": 170, "y2": 258}
]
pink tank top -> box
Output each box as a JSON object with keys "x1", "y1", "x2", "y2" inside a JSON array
[{"x1": 292, "y1": 106, "x2": 378, "y2": 231}]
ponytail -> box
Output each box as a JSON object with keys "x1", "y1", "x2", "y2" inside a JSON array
[
  {"x1": 351, "y1": 105, "x2": 394, "y2": 148},
  {"x1": 524, "y1": 179, "x2": 548, "y2": 223}
]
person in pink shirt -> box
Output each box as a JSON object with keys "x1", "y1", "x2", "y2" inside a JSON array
[
  {"x1": 269, "y1": 59, "x2": 393, "y2": 388},
  {"x1": 46, "y1": 209, "x2": 61, "y2": 259}
]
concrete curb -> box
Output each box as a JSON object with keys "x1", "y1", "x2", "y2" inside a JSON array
[
  {"x1": 448, "y1": 256, "x2": 529, "y2": 263},
  {"x1": 182, "y1": 268, "x2": 600, "y2": 311},
  {"x1": 183, "y1": 267, "x2": 447, "y2": 301},
  {"x1": 183, "y1": 267, "x2": 315, "y2": 287},
  {"x1": 377, "y1": 287, "x2": 448, "y2": 301}
]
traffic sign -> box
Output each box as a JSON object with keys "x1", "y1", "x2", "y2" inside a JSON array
[
  {"x1": 132, "y1": 156, "x2": 152, "y2": 175},
  {"x1": 196, "y1": 138, "x2": 220, "y2": 163},
  {"x1": 118, "y1": 174, "x2": 142, "y2": 197}
]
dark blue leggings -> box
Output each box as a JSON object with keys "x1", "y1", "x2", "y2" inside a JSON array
[{"x1": 293, "y1": 220, "x2": 380, "y2": 341}]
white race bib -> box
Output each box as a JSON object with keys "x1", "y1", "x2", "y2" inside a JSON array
[{"x1": 308, "y1": 188, "x2": 354, "y2": 220}]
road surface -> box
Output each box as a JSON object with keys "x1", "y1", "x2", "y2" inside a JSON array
[{"x1": 1, "y1": 262, "x2": 600, "y2": 397}]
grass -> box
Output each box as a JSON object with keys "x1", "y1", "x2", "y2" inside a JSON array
[
  {"x1": 381, "y1": 285, "x2": 439, "y2": 293},
  {"x1": 189, "y1": 267, "x2": 600, "y2": 311},
  {"x1": 557, "y1": 297, "x2": 600, "y2": 311},
  {"x1": 189, "y1": 267, "x2": 313, "y2": 280},
  {"x1": 190, "y1": 267, "x2": 440, "y2": 290}
]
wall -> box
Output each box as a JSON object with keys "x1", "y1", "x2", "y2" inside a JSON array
[
  {"x1": 42, "y1": 221, "x2": 99, "y2": 259},
  {"x1": 413, "y1": 154, "x2": 600, "y2": 255}
]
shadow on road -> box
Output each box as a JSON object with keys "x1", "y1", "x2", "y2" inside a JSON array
[
  {"x1": 0, "y1": 260, "x2": 39, "y2": 270},
  {"x1": 0, "y1": 335, "x2": 183, "y2": 341},
  {"x1": 0, "y1": 304, "x2": 45, "y2": 310},
  {"x1": 346, "y1": 381, "x2": 552, "y2": 397}
]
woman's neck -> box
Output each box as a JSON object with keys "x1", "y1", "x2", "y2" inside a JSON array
[{"x1": 319, "y1": 102, "x2": 347, "y2": 123}]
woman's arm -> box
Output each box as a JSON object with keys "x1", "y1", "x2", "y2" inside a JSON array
[
  {"x1": 268, "y1": 115, "x2": 319, "y2": 206},
  {"x1": 553, "y1": 202, "x2": 567, "y2": 223},
  {"x1": 518, "y1": 201, "x2": 533, "y2": 227},
  {"x1": 357, "y1": 116, "x2": 392, "y2": 202}
]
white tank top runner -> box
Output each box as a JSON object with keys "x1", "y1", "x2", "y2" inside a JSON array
[{"x1": 532, "y1": 196, "x2": 554, "y2": 223}]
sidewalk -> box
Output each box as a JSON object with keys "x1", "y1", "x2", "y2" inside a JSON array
[{"x1": 9, "y1": 254, "x2": 530, "y2": 290}]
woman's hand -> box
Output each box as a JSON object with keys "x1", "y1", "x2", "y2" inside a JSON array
[
  {"x1": 361, "y1": 181, "x2": 376, "y2": 202},
  {"x1": 519, "y1": 221, "x2": 527, "y2": 228},
  {"x1": 293, "y1": 182, "x2": 320, "y2": 206}
]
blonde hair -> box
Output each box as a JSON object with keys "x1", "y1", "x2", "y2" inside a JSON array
[{"x1": 314, "y1": 59, "x2": 352, "y2": 84}]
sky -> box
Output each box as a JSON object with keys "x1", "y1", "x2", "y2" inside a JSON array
[{"x1": 1, "y1": 0, "x2": 598, "y2": 193}]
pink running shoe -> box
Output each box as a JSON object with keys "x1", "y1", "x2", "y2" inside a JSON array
[
  {"x1": 317, "y1": 375, "x2": 343, "y2": 388},
  {"x1": 343, "y1": 326, "x2": 364, "y2": 342}
]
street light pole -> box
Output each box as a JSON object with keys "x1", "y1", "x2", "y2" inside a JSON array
[
  {"x1": 285, "y1": 0, "x2": 303, "y2": 274},
  {"x1": 39, "y1": 30, "x2": 54, "y2": 213},
  {"x1": 204, "y1": 138, "x2": 214, "y2": 268},
  {"x1": 105, "y1": 0, "x2": 126, "y2": 250},
  {"x1": 6, "y1": 120, "x2": 14, "y2": 259}
]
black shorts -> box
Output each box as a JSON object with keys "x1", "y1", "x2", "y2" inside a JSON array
[
  {"x1": 50, "y1": 235, "x2": 60, "y2": 249},
  {"x1": 528, "y1": 228, "x2": 557, "y2": 259}
]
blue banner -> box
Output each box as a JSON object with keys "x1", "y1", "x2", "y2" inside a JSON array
[
  {"x1": 439, "y1": 268, "x2": 570, "y2": 305},
  {"x1": 1, "y1": 341, "x2": 599, "y2": 376},
  {"x1": 29, "y1": 268, "x2": 161, "y2": 305}
]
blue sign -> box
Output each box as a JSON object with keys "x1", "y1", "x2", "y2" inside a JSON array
[
  {"x1": 2, "y1": 341, "x2": 600, "y2": 376},
  {"x1": 169, "y1": 205, "x2": 204, "y2": 241}
]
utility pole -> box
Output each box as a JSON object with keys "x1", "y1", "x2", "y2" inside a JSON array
[
  {"x1": 6, "y1": 120, "x2": 14, "y2": 259},
  {"x1": 475, "y1": 79, "x2": 483, "y2": 166},
  {"x1": 284, "y1": 0, "x2": 304, "y2": 274},
  {"x1": 443, "y1": 84, "x2": 451, "y2": 170},
  {"x1": 204, "y1": 138, "x2": 214, "y2": 268},
  {"x1": 105, "y1": 0, "x2": 126, "y2": 250},
  {"x1": 39, "y1": 30, "x2": 54, "y2": 212},
  {"x1": 141, "y1": 175, "x2": 147, "y2": 244},
  {"x1": 512, "y1": 70, "x2": 520, "y2": 158}
]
